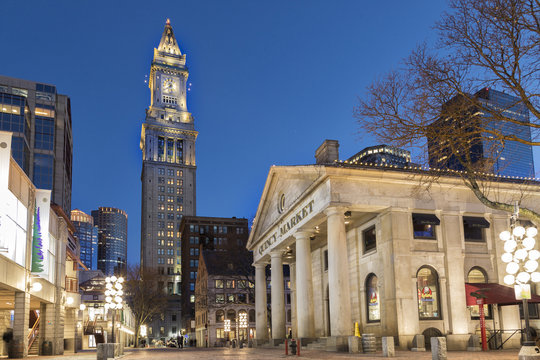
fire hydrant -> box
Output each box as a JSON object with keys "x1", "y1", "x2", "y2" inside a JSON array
[{"x1": 290, "y1": 339, "x2": 297, "y2": 355}]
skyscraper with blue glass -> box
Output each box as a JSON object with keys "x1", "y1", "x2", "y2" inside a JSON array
[
  {"x1": 92, "y1": 207, "x2": 128, "y2": 276},
  {"x1": 71, "y1": 209, "x2": 99, "y2": 270},
  {"x1": 428, "y1": 88, "x2": 535, "y2": 178},
  {"x1": 0, "y1": 75, "x2": 72, "y2": 214}
]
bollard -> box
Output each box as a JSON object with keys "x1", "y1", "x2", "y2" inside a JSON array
[
  {"x1": 297, "y1": 339, "x2": 300, "y2": 356},
  {"x1": 285, "y1": 339, "x2": 288, "y2": 355}
]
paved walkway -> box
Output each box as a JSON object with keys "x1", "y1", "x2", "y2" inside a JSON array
[{"x1": 16, "y1": 347, "x2": 521, "y2": 359}]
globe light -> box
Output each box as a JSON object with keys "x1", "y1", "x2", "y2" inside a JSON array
[
  {"x1": 109, "y1": 303, "x2": 116, "y2": 309},
  {"x1": 105, "y1": 277, "x2": 111, "y2": 283},
  {"x1": 104, "y1": 303, "x2": 110, "y2": 309},
  {"x1": 105, "y1": 290, "x2": 111, "y2": 296},
  {"x1": 504, "y1": 274, "x2": 515, "y2": 285},
  {"x1": 111, "y1": 276, "x2": 117, "y2": 282},
  {"x1": 117, "y1": 303, "x2": 123, "y2": 309},
  {"x1": 501, "y1": 252, "x2": 514, "y2": 263},
  {"x1": 80, "y1": 304, "x2": 86, "y2": 311},
  {"x1": 32, "y1": 282, "x2": 42, "y2": 292},
  {"x1": 115, "y1": 296, "x2": 122, "y2": 303},
  {"x1": 66, "y1": 297, "x2": 74, "y2": 305},
  {"x1": 517, "y1": 272, "x2": 531, "y2": 284},
  {"x1": 106, "y1": 283, "x2": 113, "y2": 290},
  {"x1": 105, "y1": 296, "x2": 112, "y2": 303},
  {"x1": 529, "y1": 250, "x2": 540, "y2": 261},
  {"x1": 513, "y1": 226, "x2": 526, "y2": 238},
  {"x1": 532, "y1": 272, "x2": 540, "y2": 283},
  {"x1": 526, "y1": 227, "x2": 538, "y2": 238},
  {"x1": 525, "y1": 260, "x2": 539, "y2": 273},
  {"x1": 523, "y1": 237, "x2": 536, "y2": 250},
  {"x1": 504, "y1": 240, "x2": 518, "y2": 253},
  {"x1": 117, "y1": 290, "x2": 123, "y2": 296},
  {"x1": 118, "y1": 277, "x2": 124, "y2": 283},
  {"x1": 507, "y1": 262, "x2": 520, "y2": 274},
  {"x1": 115, "y1": 283, "x2": 123, "y2": 290},
  {"x1": 499, "y1": 231, "x2": 512, "y2": 241},
  {"x1": 515, "y1": 248, "x2": 528, "y2": 260}
]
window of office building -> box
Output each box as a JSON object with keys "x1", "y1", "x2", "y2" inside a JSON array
[
  {"x1": 33, "y1": 153, "x2": 54, "y2": 190},
  {"x1": 34, "y1": 116, "x2": 54, "y2": 150},
  {"x1": 366, "y1": 273, "x2": 380, "y2": 322},
  {"x1": 417, "y1": 266, "x2": 441, "y2": 320},
  {"x1": 215, "y1": 280, "x2": 224, "y2": 289},
  {"x1": 363, "y1": 226, "x2": 376, "y2": 253},
  {"x1": 216, "y1": 310, "x2": 224, "y2": 323},
  {"x1": 158, "y1": 137, "x2": 165, "y2": 161},
  {"x1": 176, "y1": 140, "x2": 183, "y2": 164}
]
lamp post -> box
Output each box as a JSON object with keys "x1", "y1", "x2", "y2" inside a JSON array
[
  {"x1": 239, "y1": 312, "x2": 248, "y2": 346},
  {"x1": 105, "y1": 276, "x2": 124, "y2": 344},
  {"x1": 499, "y1": 206, "x2": 539, "y2": 348}
]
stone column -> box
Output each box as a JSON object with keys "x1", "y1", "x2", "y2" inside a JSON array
[
  {"x1": 270, "y1": 252, "x2": 286, "y2": 340},
  {"x1": 289, "y1": 262, "x2": 297, "y2": 338},
  {"x1": 13, "y1": 291, "x2": 30, "y2": 357},
  {"x1": 324, "y1": 207, "x2": 352, "y2": 337},
  {"x1": 294, "y1": 231, "x2": 315, "y2": 338},
  {"x1": 255, "y1": 263, "x2": 268, "y2": 342}
]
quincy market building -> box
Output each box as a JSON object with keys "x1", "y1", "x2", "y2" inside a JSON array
[{"x1": 246, "y1": 140, "x2": 540, "y2": 351}]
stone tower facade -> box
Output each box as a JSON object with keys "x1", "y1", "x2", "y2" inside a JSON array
[{"x1": 140, "y1": 19, "x2": 197, "y2": 339}]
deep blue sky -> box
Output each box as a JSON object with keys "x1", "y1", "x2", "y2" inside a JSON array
[{"x1": 0, "y1": 1, "x2": 451, "y2": 265}]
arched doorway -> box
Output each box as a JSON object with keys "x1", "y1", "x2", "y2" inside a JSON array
[{"x1": 422, "y1": 327, "x2": 442, "y2": 350}]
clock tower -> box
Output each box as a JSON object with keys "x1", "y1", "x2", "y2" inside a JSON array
[{"x1": 140, "y1": 19, "x2": 197, "y2": 340}]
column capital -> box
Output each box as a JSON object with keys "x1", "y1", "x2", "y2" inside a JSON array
[
  {"x1": 270, "y1": 251, "x2": 283, "y2": 259},
  {"x1": 253, "y1": 262, "x2": 267, "y2": 269},
  {"x1": 294, "y1": 231, "x2": 313, "y2": 240},
  {"x1": 324, "y1": 205, "x2": 348, "y2": 217}
]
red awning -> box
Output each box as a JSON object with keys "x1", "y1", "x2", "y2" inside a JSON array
[{"x1": 465, "y1": 283, "x2": 540, "y2": 306}]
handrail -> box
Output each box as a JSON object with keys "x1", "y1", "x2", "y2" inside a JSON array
[
  {"x1": 27, "y1": 313, "x2": 40, "y2": 350},
  {"x1": 486, "y1": 329, "x2": 522, "y2": 350}
]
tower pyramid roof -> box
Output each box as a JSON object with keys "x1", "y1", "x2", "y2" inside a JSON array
[{"x1": 157, "y1": 19, "x2": 181, "y2": 56}]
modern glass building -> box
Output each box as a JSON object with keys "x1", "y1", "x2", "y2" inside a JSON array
[
  {"x1": 428, "y1": 88, "x2": 535, "y2": 178},
  {"x1": 71, "y1": 209, "x2": 99, "y2": 270},
  {"x1": 0, "y1": 76, "x2": 73, "y2": 214},
  {"x1": 347, "y1": 145, "x2": 411, "y2": 168},
  {"x1": 91, "y1": 207, "x2": 128, "y2": 276}
]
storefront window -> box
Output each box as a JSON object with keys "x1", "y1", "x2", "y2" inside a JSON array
[
  {"x1": 417, "y1": 266, "x2": 441, "y2": 320},
  {"x1": 366, "y1": 273, "x2": 380, "y2": 322},
  {"x1": 467, "y1": 267, "x2": 492, "y2": 319}
]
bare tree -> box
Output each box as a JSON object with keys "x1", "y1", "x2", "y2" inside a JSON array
[
  {"x1": 355, "y1": 0, "x2": 540, "y2": 222},
  {"x1": 124, "y1": 265, "x2": 168, "y2": 347}
]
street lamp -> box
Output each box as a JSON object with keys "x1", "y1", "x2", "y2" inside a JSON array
[
  {"x1": 499, "y1": 207, "x2": 539, "y2": 348},
  {"x1": 105, "y1": 276, "x2": 124, "y2": 344}
]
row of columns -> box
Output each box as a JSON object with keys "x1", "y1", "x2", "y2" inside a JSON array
[{"x1": 254, "y1": 206, "x2": 352, "y2": 341}]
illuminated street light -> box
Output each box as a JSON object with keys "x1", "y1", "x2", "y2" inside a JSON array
[
  {"x1": 105, "y1": 276, "x2": 124, "y2": 344},
  {"x1": 499, "y1": 204, "x2": 539, "y2": 351}
]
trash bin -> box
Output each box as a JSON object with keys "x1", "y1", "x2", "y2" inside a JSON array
[{"x1": 42, "y1": 341, "x2": 53, "y2": 355}]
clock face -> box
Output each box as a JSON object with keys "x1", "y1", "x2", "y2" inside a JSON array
[{"x1": 162, "y1": 78, "x2": 176, "y2": 94}]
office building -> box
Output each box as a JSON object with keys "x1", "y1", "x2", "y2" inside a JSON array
[
  {"x1": 0, "y1": 75, "x2": 73, "y2": 214},
  {"x1": 92, "y1": 207, "x2": 128, "y2": 276},
  {"x1": 71, "y1": 209, "x2": 99, "y2": 270},
  {"x1": 428, "y1": 88, "x2": 535, "y2": 178},
  {"x1": 179, "y1": 216, "x2": 249, "y2": 338},
  {"x1": 347, "y1": 145, "x2": 411, "y2": 168},
  {"x1": 247, "y1": 139, "x2": 540, "y2": 351},
  {"x1": 140, "y1": 19, "x2": 198, "y2": 340}
]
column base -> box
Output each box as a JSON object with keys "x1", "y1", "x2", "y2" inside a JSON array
[
  {"x1": 298, "y1": 337, "x2": 317, "y2": 346},
  {"x1": 326, "y1": 336, "x2": 349, "y2": 352},
  {"x1": 252, "y1": 339, "x2": 268, "y2": 348},
  {"x1": 446, "y1": 334, "x2": 469, "y2": 351},
  {"x1": 269, "y1": 338, "x2": 285, "y2": 346},
  {"x1": 519, "y1": 345, "x2": 540, "y2": 360}
]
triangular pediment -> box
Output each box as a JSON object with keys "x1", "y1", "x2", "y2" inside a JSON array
[{"x1": 247, "y1": 165, "x2": 326, "y2": 249}]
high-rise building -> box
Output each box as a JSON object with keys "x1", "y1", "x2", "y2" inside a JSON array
[
  {"x1": 179, "y1": 216, "x2": 249, "y2": 336},
  {"x1": 347, "y1": 145, "x2": 411, "y2": 168},
  {"x1": 91, "y1": 207, "x2": 128, "y2": 276},
  {"x1": 71, "y1": 209, "x2": 99, "y2": 270},
  {"x1": 140, "y1": 19, "x2": 197, "y2": 340},
  {"x1": 0, "y1": 76, "x2": 73, "y2": 214},
  {"x1": 428, "y1": 88, "x2": 535, "y2": 177}
]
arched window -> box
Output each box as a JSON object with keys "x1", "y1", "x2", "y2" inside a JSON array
[
  {"x1": 417, "y1": 266, "x2": 441, "y2": 320},
  {"x1": 467, "y1": 267, "x2": 491, "y2": 319},
  {"x1": 365, "y1": 273, "x2": 380, "y2": 322},
  {"x1": 227, "y1": 309, "x2": 236, "y2": 321},
  {"x1": 249, "y1": 309, "x2": 255, "y2": 323},
  {"x1": 215, "y1": 310, "x2": 224, "y2": 323}
]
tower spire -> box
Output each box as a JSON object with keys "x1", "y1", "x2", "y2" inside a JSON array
[{"x1": 158, "y1": 18, "x2": 181, "y2": 56}]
